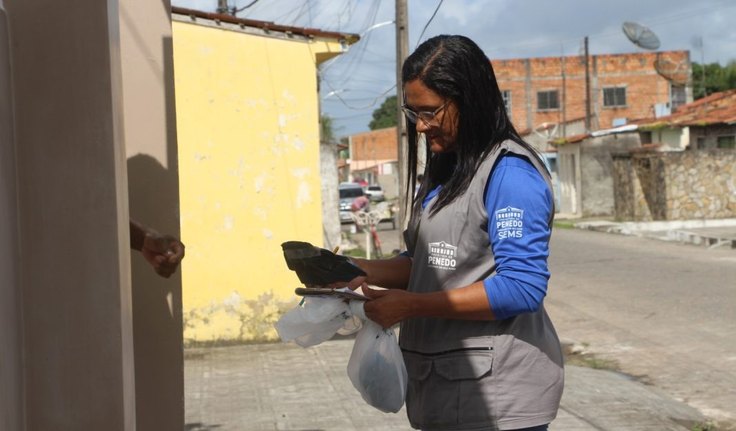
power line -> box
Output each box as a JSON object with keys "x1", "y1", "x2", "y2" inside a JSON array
[
  {"x1": 233, "y1": 0, "x2": 259, "y2": 15},
  {"x1": 415, "y1": 0, "x2": 444, "y2": 48}
]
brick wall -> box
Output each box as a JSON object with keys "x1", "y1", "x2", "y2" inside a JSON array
[
  {"x1": 350, "y1": 126, "x2": 397, "y2": 161},
  {"x1": 494, "y1": 50, "x2": 691, "y2": 133}
]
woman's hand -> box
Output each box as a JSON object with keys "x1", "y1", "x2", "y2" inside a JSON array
[{"x1": 362, "y1": 284, "x2": 417, "y2": 328}]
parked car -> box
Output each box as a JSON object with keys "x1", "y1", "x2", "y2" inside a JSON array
[
  {"x1": 364, "y1": 184, "x2": 385, "y2": 202},
  {"x1": 338, "y1": 182, "x2": 368, "y2": 223}
]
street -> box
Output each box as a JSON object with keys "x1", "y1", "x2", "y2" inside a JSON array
[
  {"x1": 185, "y1": 227, "x2": 736, "y2": 430},
  {"x1": 546, "y1": 228, "x2": 736, "y2": 427}
]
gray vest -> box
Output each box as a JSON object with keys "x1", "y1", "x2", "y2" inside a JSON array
[{"x1": 400, "y1": 140, "x2": 564, "y2": 431}]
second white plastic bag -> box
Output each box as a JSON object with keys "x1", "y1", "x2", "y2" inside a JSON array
[{"x1": 346, "y1": 303, "x2": 408, "y2": 413}]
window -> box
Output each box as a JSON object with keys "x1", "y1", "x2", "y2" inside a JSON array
[
  {"x1": 603, "y1": 87, "x2": 626, "y2": 107},
  {"x1": 502, "y1": 90, "x2": 512, "y2": 116},
  {"x1": 717, "y1": 136, "x2": 735, "y2": 149},
  {"x1": 537, "y1": 90, "x2": 559, "y2": 111},
  {"x1": 696, "y1": 137, "x2": 706, "y2": 150},
  {"x1": 670, "y1": 85, "x2": 687, "y2": 112}
]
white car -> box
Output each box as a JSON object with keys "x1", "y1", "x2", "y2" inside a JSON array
[
  {"x1": 339, "y1": 183, "x2": 367, "y2": 223},
  {"x1": 364, "y1": 185, "x2": 385, "y2": 202}
]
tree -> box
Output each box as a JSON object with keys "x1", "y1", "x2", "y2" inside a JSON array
[
  {"x1": 320, "y1": 114, "x2": 336, "y2": 143},
  {"x1": 368, "y1": 95, "x2": 398, "y2": 130},
  {"x1": 691, "y1": 61, "x2": 736, "y2": 99}
]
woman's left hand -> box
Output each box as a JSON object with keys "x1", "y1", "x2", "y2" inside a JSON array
[{"x1": 362, "y1": 284, "x2": 417, "y2": 328}]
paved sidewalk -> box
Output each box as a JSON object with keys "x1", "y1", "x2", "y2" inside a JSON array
[
  {"x1": 184, "y1": 337, "x2": 706, "y2": 431},
  {"x1": 574, "y1": 218, "x2": 736, "y2": 249}
]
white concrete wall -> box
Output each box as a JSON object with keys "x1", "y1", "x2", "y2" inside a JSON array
[
  {"x1": 320, "y1": 140, "x2": 341, "y2": 249},
  {"x1": 0, "y1": 3, "x2": 23, "y2": 429},
  {"x1": 119, "y1": 0, "x2": 184, "y2": 428},
  {"x1": 10, "y1": 0, "x2": 136, "y2": 426}
]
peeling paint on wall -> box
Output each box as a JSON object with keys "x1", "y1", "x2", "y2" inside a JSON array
[
  {"x1": 223, "y1": 215, "x2": 234, "y2": 231},
  {"x1": 182, "y1": 291, "x2": 298, "y2": 345},
  {"x1": 174, "y1": 20, "x2": 332, "y2": 342},
  {"x1": 292, "y1": 136, "x2": 305, "y2": 151},
  {"x1": 295, "y1": 182, "x2": 311, "y2": 208},
  {"x1": 281, "y1": 89, "x2": 295, "y2": 103},
  {"x1": 253, "y1": 207, "x2": 268, "y2": 220},
  {"x1": 254, "y1": 173, "x2": 267, "y2": 193},
  {"x1": 194, "y1": 152, "x2": 210, "y2": 161}
]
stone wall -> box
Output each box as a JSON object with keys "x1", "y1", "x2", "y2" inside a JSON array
[
  {"x1": 613, "y1": 150, "x2": 736, "y2": 221},
  {"x1": 580, "y1": 134, "x2": 641, "y2": 217},
  {"x1": 665, "y1": 150, "x2": 736, "y2": 219}
]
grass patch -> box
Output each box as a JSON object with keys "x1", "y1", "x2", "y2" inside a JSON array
[
  {"x1": 554, "y1": 220, "x2": 576, "y2": 229},
  {"x1": 343, "y1": 247, "x2": 366, "y2": 258},
  {"x1": 691, "y1": 422, "x2": 718, "y2": 431},
  {"x1": 562, "y1": 342, "x2": 619, "y2": 371}
]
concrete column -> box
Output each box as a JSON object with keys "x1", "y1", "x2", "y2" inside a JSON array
[
  {"x1": 0, "y1": 2, "x2": 23, "y2": 430},
  {"x1": 8, "y1": 0, "x2": 135, "y2": 429},
  {"x1": 118, "y1": 0, "x2": 184, "y2": 429}
]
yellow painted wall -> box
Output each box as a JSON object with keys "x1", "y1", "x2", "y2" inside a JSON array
[{"x1": 172, "y1": 21, "x2": 340, "y2": 343}]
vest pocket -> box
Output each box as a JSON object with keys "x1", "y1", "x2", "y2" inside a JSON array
[{"x1": 404, "y1": 349, "x2": 496, "y2": 429}]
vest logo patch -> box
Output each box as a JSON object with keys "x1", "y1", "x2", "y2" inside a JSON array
[
  {"x1": 427, "y1": 241, "x2": 457, "y2": 270},
  {"x1": 495, "y1": 206, "x2": 524, "y2": 240}
]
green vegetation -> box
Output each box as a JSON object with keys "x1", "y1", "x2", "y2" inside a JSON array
[
  {"x1": 691, "y1": 421, "x2": 717, "y2": 431},
  {"x1": 369, "y1": 95, "x2": 398, "y2": 130},
  {"x1": 553, "y1": 220, "x2": 576, "y2": 229},
  {"x1": 562, "y1": 342, "x2": 619, "y2": 371},
  {"x1": 320, "y1": 114, "x2": 337, "y2": 143},
  {"x1": 692, "y1": 61, "x2": 736, "y2": 99}
]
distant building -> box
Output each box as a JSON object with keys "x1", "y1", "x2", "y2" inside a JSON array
[
  {"x1": 493, "y1": 50, "x2": 692, "y2": 150},
  {"x1": 634, "y1": 89, "x2": 736, "y2": 151},
  {"x1": 348, "y1": 127, "x2": 399, "y2": 198}
]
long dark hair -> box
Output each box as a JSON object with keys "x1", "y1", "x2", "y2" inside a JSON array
[{"x1": 403, "y1": 35, "x2": 541, "y2": 216}]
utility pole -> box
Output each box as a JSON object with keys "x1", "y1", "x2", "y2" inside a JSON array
[
  {"x1": 584, "y1": 36, "x2": 591, "y2": 132},
  {"x1": 395, "y1": 0, "x2": 409, "y2": 233},
  {"x1": 217, "y1": 0, "x2": 229, "y2": 14}
]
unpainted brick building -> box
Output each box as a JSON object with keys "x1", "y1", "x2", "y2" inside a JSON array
[{"x1": 493, "y1": 50, "x2": 692, "y2": 139}]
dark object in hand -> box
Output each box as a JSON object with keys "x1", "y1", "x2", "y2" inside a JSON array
[{"x1": 282, "y1": 241, "x2": 366, "y2": 286}]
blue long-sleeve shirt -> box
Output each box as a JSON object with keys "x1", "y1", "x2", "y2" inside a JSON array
[
  {"x1": 482, "y1": 154, "x2": 552, "y2": 319},
  {"x1": 419, "y1": 154, "x2": 552, "y2": 320}
]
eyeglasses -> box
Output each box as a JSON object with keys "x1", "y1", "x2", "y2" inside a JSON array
[{"x1": 400, "y1": 101, "x2": 447, "y2": 125}]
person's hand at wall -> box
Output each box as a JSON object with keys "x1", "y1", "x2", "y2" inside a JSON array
[{"x1": 130, "y1": 219, "x2": 185, "y2": 278}]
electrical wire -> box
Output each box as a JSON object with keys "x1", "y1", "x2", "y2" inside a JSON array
[
  {"x1": 415, "y1": 0, "x2": 444, "y2": 48},
  {"x1": 233, "y1": 0, "x2": 259, "y2": 15}
]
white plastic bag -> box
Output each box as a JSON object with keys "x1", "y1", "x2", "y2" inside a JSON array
[
  {"x1": 347, "y1": 303, "x2": 408, "y2": 413},
  {"x1": 274, "y1": 297, "x2": 350, "y2": 347}
]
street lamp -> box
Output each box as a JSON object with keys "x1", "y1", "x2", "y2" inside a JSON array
[{"x1": 323, "y1": 89, "x2": 348, "y2": 99}]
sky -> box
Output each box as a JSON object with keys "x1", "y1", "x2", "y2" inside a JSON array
[{"x1": 170, "y1": 0, "x2": 736, "y2": 137}]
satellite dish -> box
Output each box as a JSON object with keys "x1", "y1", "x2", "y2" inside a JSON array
[
  {"x1": 653, "y1": 54, "x2": 689, "y2": 86},
  {"x1": 622, "y1": 21, "x2": 661, "y2": 50}
]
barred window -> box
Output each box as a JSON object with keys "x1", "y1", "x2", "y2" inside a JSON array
[
  {"x1": 502, "y1": 90, "x2": 512, "y2": 116},
  {"x1": 717, "y1": 136, "x2": 735, "y2": 149},
  {"x1": 603, "y1": 87, "x2": 627, "y2": 107},
  {"x1": 537, "y1": 90, "x2": 559, "y2": 111},
  {"x1": 670, "y1": 85, "x2": 687, "y2": 112}
]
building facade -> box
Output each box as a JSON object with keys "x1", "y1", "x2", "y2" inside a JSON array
[
  {"x1": 494, "y1": 50, "x2": 692, "y2": 139},
  {"x1": 348, "y1": 126, "x2": 399, "y2": 196},
  {"x1": 171, "y1": 8, "x2": 357, "y2": 343}
]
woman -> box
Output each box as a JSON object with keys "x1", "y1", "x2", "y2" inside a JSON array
[{"x1": 340, "y1": 35, "x2": 563, "y2": 431}]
